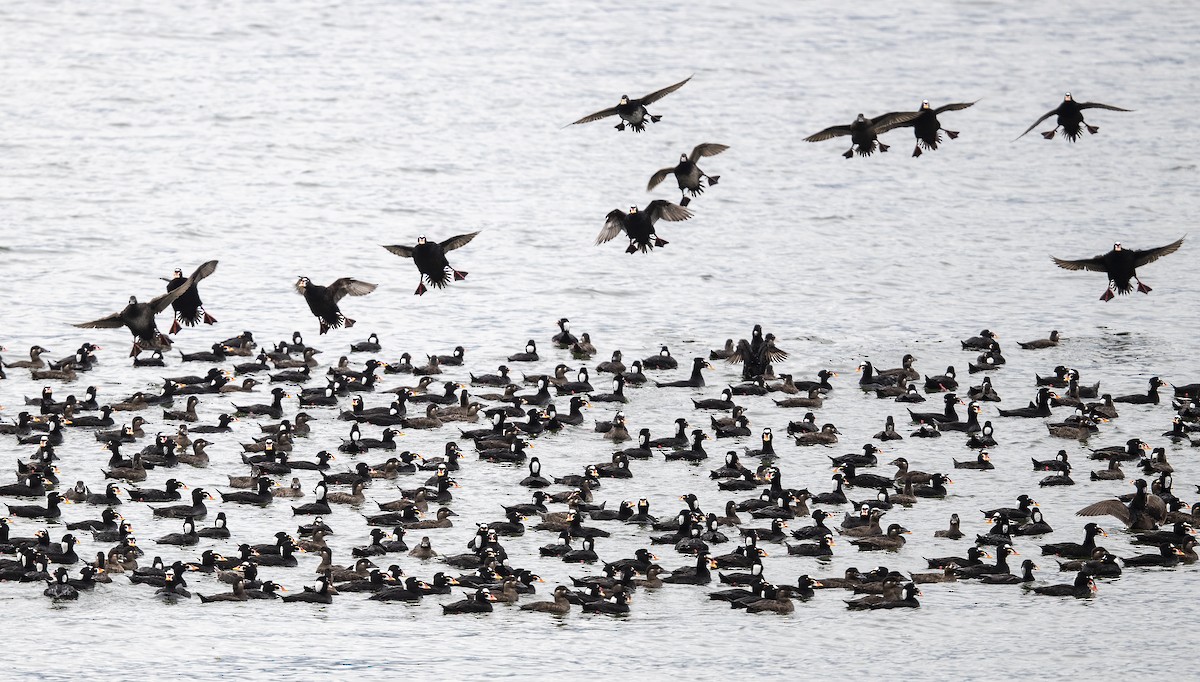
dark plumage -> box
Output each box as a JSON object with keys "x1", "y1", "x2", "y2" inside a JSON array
[
  {"x1": 596, "y1": 201, "x2": 693, "y2": 254},
  {"x1": 294, "y1": 276, "x2": 377, "y2": 334},
  {"x1": 804, "y1": 111, "x2": 922, "y2": 158},
  {"x1": 1052, "y1": 237, "x2": 1185, "y2": 301},
  {"x1": 898, "y1": 99, "x2": 976, "y2": 157},
  {"x1": 646, "y1": 143, "x2": 729, "y2": 207},
  {"x1": 75, "y1": 260, "x2": 218, "y2": 356},
  {"x1": 382, "y1": 232, "x2": 480, "y2": 295},
  {"x1": 1017, "y1": 93, "x2": 1132, "y2": 142},
  {"x1": 569, "y1": 76, "x2": 692, "y2": 132},
  {"x1": 163, "y1": 262, "x2": 221, "y2": 334}
]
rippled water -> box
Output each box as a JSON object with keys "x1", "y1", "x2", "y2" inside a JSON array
[{"x1": 2, "y1": 0, "x2": 1199, "y2": 678}]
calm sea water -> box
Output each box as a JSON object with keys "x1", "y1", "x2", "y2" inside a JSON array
[{"x1": 1, "y1": 1, "x2": 1198, "y2": 679}]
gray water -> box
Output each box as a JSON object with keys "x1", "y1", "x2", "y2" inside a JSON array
[{"x1": 2, "y1": 0, "x2": 1199, "y2": 678}]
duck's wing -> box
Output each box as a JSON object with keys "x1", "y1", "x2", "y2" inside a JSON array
[
  {"x1": 1016, "y1": 109, "x2": 1060, "y2": 140},
  {"x1": 933, "y1": 101, "x2": 978, "y2": 115},
  {"x1": 688, "y1": 143, "x2": 729, "y2": 163},
  {"x1": 74, "y1": 311, "x2": 127, "y2": 329},
  {"x1": 328, "y1": 279, "x2": 377, "y2": 301},
  {"x1": 636, "y1": 76, "x2": 692, "y2": 105},
  {"x1": 1131, "y1": 236, "x2": 1185, "y2": 268},
  {"x1": 187, "y1": 260, "x2": 219, "y2": 284},
  {"x1": 869, "y1": 111, "x2": 922, "y2": 133},
  {"x1": 382, "y1": 244, "x2": 415, "y2": 259},
  {"x1": 725, "y1": 339, "x2": 753, "y2": 365},
  {"x1": 644, "y1": 200, "x2": 693, "y2": 224},
  {"x1": 147, "y1": 280, "x2": 197, "y2": 314},
  {"x1": 765, "y1": 343, "x2": 789, "y2": 363},
  {"x1": 440, "y1": 232, "x2": 480, "y2": 253},
  {"x1": 646, "y1": 167, "x2": 675, "y2": 191},
  {"x1": 804, "y1": 124, "x2": 853, "y2": 142},
  {"x1": 1146, "y1": 494, "x2": 1168, "y2": 521},
  {"x1": 1075, "y1": 499, "x2": 1131, "y2": 525},
  {"x1": 570, "y1": 106, "x2": 619, "y2": 126},
  {"x1": 1078, "y1": 102, "x2": 1133, "y2": 113},
  {"x1": 596, "y1": 210, "x2": 628, "y2": 245},
  {"x1": 1051, "y1": 254, "x2": 1107, "y2": 272}
]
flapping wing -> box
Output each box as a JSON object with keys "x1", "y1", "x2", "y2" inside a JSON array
[
  {"x1": 688, "y1": 143, "x2": 729, "y2": 163},
  {"x1": 328, "y1": 278, "x2": 377, "y2": 301},
  {"x1": 1075, "y1": 499, "x2": 1131, "y2": 525},
  {"x1": 1146, "y1": 494, "x2": 1168, "y2": 521},
  {"x1": 148, "y1": 280, "x2": 194, "y2": 314},
  {"x1": 933, "y1": 101, "x2": 978, "y2": 115},
  {"x1": 596, "y1": 210, "x2": 627, "y2": 245},
  {"x1": 1016, "y1": 109, "x2": 1058, "y2": 140},
  {"x1": 870, "y1": 111, "x2": 922, "y2": 133},
  {"x1": 382, "y1": 244, "x2": 415, "y2": 260},
  {"x1": 646, "y1": 167, "x2": 674, "y2": 191},
  {"x1": 765, "y1": 343, "x2": 789, "y2": 363},
  {"x1": 726, "y1": 339, "x2": 752, "y2": 365},
  {"x1": 188, "y1": 260, "x2": 219, "y2": 284},
  {"x1": 1131, "y1": 236, "x2": 1185, "y2": 268},
  {"x1": 638, "y1": 76, "x2": 692, "y2": 105},
  {"x1": 1051, "y1": 254, "x2": 1107, "y2": 272},
  {"x1": 74, "y1": 311, "x2": 127, "y2": 329},
  {"x1": 1078, "y1": 102, "x2": 1133, "y2": 113},
  {"x1": 644, "y1": 200, "x2": 693, "y2": 224},
  {"x1": 804, "y1": 124, "x2": 852, "y2": 142},
  {"x1": 570, "y1": 106, "x2": 619, "y2": 126},
  {"x1": 440, "y1": 231, "x2": 480, "y2": 252}
]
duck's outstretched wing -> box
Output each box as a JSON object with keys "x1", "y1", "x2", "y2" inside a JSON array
[
  {"x1": 1078, "y1": 102, "x2": 1133, "y2": 113},
  {"x1": 688, "y1": 143, "x2": 729, "y2": 163},
  {"x1": 570, "y1": 106, "x2": 619, "y2": 126},
  {"x1": 870, "y1": 111, "x2": 922, "y2": 133},
  {"x1": 804, "y1": 124, "x2": 853, "y2": 142},
  {"x1": 725, "y1": 339, "x2": 753, "y2": 365},
  {"x1": 596, "y1": 211, "x2": 628, "y2": 245},
  {"x1": 440, "y1": 232, "x2": 480, "y2": 252},
  {"x1": 1016, "y1": 109, "x2": 1059, "y2": 140},
  {"x1": 328, "y1": 279, "x2": 377, "y2": 301},
  {"x1": 74, "y1": 311, "x2": 126, "y2": 329},
  {"x1": 188, "y1": 260, "x2": 219, "y2": 284},
  {"x1": 382, "y1": 244, "x2": 415, "y2": 259},
  {"x1": 933, "y1": 101, "x2": 978, "y2": 115},
  {"x1": 644, "y1": 200, "x2": 693, "y2": 223},
  {"x1": 637, "y1": 76, "x2": 692, "y2": 105},
  {"x1": 1075, "y1": 499, "x2": 1130, "y2": 525},
  {"x1": 1051, "y1": 254, "x2": 1107, "y2": 272},
  {"x1": 647, "y1": 167, "x2": 675, "y2": 191},
  {"x1": 1131, "y1": 236, "x2": 1185, "y2": 268}
]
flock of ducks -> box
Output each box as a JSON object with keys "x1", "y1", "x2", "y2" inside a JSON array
[
  {"x1": 0, "y1": 77, "x2": 1193, "y2": 616},
  {"x1": 2, "y1": 316, "x2": 1198, "y2": 615}
]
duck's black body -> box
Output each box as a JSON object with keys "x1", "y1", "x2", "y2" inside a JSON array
[{"x1": 383, "y1": 232, "x2": 480, "y2": 295}]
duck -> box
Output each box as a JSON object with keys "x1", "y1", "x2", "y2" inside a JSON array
[
  {"x1": 953, "y1": 451, "x2": 994, "y2": 470},
  {"x1": 441, "y1": 588, "x2": 495, "y2": 614},
  {"x1": 794, "y1": 423, "x2": 840, "y2": 446},
  {"x1": 897, "y1": 99, "x2": 976, "y2": 156},
  {"x1": 1041, "y1": 523, "x2": 1107, "y2": 558},
  {"x1": 1113, "y1": 376, "x2": 1168, "y2": 405},
  {"x1": 804, "y1": 110, "x2": 921, "y2": 158},
  {"x1": 294, "y1": 276, "x2": 377, "y2": 334},
  {"x1": 597, "y1": 202, "x2": 693, "y2": 254},
  {"x1": 646, "y1": 143, "x2": 728, "y2": 206},
  {"x1": 1018, "y1": 92, "x2": 1131, "y2": 142},
  {"x1": 1077, "y1": 479, "x2": 1166, "y2": 530},
  {"x1": 1053, "y1": 238, "x2": 1184, "y2": 301},
  {"x1": 74, "y1": 262, "x2": 217, "y2": 356},
  {"x1": 850, "y1": 524, "x2": 910, "y2": 551},
  {"x1": 569, "y1": 76, "x2": 691, "y2": 132}
]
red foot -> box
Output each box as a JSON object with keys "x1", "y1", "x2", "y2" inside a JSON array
[
  {"x1": 1042, "y1": 130, "x2": 1056, "y2": 140},
  {"x1": 1086, "y1": 125, "x2": 1099, "y2": 135},
  {"x1": 1136, "y1": 281, "x2": 1152, "y2": 294},
  {"x1": 415, "y1": 282, "x2": 427, "y2": 296},
  {"x1": 654, "y1": 237, "x2": 669, "y2": 247},
  {"x1": 319, "y1": 321, "x2": 330, "y2": 335},
  {"x1": 879, "y1": 143, "x2": 890, "y2": 153},
  {"x1": 945, "y1": 130, "x2": 960, "y2": 139},
  {"x1": 452, "y1": 270, "x2": 467, "y2": 281},
  {"x1": 912, "y1": 145, "x2": 922, "y2": 158},
  {"x1": 344, "y1": 317, "x2": 357, "y2": 329},
  {"x1": 169, "y1": 320, "x2": 182, "y2": 335},
  {"x1": 1100, "y1": 288, "x2": 1115, "y2": 302},
  {"x1": 203, "y1": 312, "x2": 217, "y2": 325}
]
